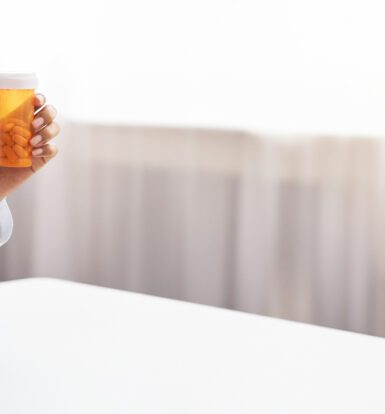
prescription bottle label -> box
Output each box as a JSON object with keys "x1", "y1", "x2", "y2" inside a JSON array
[{"x1": 0, "y1": 73, "x2": 38, "y2": 168}]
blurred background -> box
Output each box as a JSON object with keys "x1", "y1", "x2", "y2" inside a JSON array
[{"x1": 1, "y1": 0, "x2": 385, "y2": 336}]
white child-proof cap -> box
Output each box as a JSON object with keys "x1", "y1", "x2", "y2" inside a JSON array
[{"x1": 0, "y1": 73, "x2": 38, "y2": 89}]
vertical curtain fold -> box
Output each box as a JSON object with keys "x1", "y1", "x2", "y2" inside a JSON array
[{"x1": 1, "y1": 122, "x2": 384, "y2": 336}]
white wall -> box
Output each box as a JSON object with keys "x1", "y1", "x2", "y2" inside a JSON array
[{"x1": 1, "y1": 0, "x2": 385, "y2": 135}]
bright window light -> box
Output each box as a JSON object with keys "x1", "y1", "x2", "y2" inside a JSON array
[{"x1": 0, "y1": 0, "x2": 384, "y2": 135}]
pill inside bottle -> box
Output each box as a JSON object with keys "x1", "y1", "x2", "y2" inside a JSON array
[{"x1": 0, "y1": 73, "x2": 38, "y2": 167}]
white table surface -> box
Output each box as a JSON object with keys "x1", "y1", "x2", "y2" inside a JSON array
[{"x1": 1, "y1": 278, "x2": 385, "y2": 414}]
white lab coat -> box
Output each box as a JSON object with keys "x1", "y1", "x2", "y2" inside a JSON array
[{"x1": 0, "y1": 199, "x2": 13, "y2": 247}]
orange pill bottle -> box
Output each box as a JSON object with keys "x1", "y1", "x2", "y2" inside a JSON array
[{"x1": 0, "y1": 73, "x2": 38, "y2": 167}]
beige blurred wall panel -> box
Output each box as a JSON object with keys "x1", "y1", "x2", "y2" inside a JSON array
[{"x1": 1, "y1": 123, "x2": 385, "y2": 337}]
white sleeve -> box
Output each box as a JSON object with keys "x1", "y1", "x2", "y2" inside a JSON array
[{"x1": 0, "y1": 198, "x2": 13, "y2": 247}]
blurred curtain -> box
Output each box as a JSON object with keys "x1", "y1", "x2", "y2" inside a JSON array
[{"x1": 1, "y1": 123, "x2": 385, "y2": 336}]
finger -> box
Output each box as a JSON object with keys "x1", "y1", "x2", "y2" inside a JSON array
[
  {"x1": 30, "y1": 144, "x2": 58, "y2": 173},
  {"x1": 30, "y1": 121, "x2": 61, "y2": 147},
  {"x1": 32, "y1": 105, "x2": 57, "y2": 131},
  {"x1": 34, "y1": 94, "x2": 46, "y2": 110},
  {"x1": 31, "y1": 144, "x2": 58, "y2": 158}
]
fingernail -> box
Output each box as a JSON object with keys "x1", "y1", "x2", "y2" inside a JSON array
[
  {"x1": 30, "y1": 135, "x2": 42, "y2": 146},
  {"x1": 32, "y1": 148, "x2": 43, "y2": 156},
  {"x1": 35, "y1": 94, "x2": 44, "y2": 102},
  {"x1": 32, "y1": 117, "x2": 44, "y2": 129}
]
